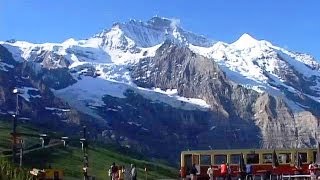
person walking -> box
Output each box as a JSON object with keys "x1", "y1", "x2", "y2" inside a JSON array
[
  {"x1": 118, "y1": 165, "x2": 125, "y2": 180},
  {"x1": 220, "y1": 162, "x2": 227, "y2": 180},
  {"x1": 190, "y1": 164, "x2": 198, "y2": 180},
  {"x1": 226, "y1": 163, "x2": 232, "y2": 180},
  {"x1": 207, "y1": 165, "x2": 215, "y2": 180},
  {"x1": 309, "y1": 161, "x2": 316, "y2": 180},
  {"x1": 83, "y1": 166, "x2": 89, "y2": 180},
  {"x1": 245, "y1": 163, "x2": 253, "y2": 180},
  {"x1": 111, "y1": 162, "x2": 118, "y2": 180},
  {"x1": 314, "y1": 164, "x2": 320, "y2": 179},
  {"x1": 108, "y1": 167, "x2": 112, "y2": 180},
  {"x1": 131, "y1": 164, "x2": 137, "y2": 180}
]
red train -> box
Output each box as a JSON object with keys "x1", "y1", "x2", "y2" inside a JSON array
[{"x1": 180, "y1": 148, "x2": 318, "y2": 179}]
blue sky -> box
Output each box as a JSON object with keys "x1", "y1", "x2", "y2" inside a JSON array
[{"x1": 1, "y1": 0, "x2": 319, "y2": 58}]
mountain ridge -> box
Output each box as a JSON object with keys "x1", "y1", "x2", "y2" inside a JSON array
[{"x1": 1, "y1": 17, "x2": 320, "y2": 163}]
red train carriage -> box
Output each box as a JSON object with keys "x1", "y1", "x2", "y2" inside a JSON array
[{"x1": 180, "y1": 148, "x2": 318, "y2": 179}]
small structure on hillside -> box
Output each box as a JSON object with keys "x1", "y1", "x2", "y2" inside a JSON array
[{"x1": 30, "y1": 168, "x2": 63, "y2": 180}]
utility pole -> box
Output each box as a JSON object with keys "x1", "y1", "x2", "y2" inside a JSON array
[
  {"x1": 19, "y1": 139, "x2": 24, "y2": 167},
  {"x1": 83, "y1": 126, "x2": 87, "y2": 139},
  {"x1": 80, "y1": 126, "x2": 88, "y2": 154},
  {"x1": 12, "y1": 88, "x2": 19, "y2": 164},
  {"x1": 81, "y1": 126, "x2": 89, "y2": 180},
  {"x1": 295, "y1": 127, "x2": 298, "y2": 149},
  {"x1": 12, "y1": 114, "x2": 17, "y2": 164},
  {"x1": 316, "y1": 116, "x2": 319, "y2": 145}
]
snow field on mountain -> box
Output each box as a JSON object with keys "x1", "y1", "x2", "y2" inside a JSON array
[
  {"x1": 0, "y1": 62, "x2": 14, "y2": 72},
  {"x1": 17, "y1": 87, "x2": 41, "y2": 102}
]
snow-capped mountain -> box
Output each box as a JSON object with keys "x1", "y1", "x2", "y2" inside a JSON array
[
  {"x1": 190, "y1": 33, "x2": 320, "y2": 98},
  {"x1": 1, "y1": 17, "x2": 214, "y2": 112},
  {"x1": 1, "y1": 17, "x2": 319, "y2": 162}
]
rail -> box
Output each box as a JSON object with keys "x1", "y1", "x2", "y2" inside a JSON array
[
  {"x1": 282, "y1": 174, "x2": 311, "y2": 179},
  {"x1": 1, "y1": 141, "x2": 63, "y2": 157}
]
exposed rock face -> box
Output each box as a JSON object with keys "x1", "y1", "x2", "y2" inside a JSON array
[
  {"x1": 130, "y1": 41, "x2": 261, "y2": 122},
  {"x1": 29, "y1": 50, "x2": 70, "y2": 68},
  {"x1": 127, "y1": 42, "x2": 264, "y2": 159},
  {"x1": 254, "y1": 94, "x2": 320, "y2": 149},
  {"x1": 0, "y1": 45, "x2": 16, "y2": 110},
  {"x1": 129, "y1": 41, "x2": 320, "y2": 160}
]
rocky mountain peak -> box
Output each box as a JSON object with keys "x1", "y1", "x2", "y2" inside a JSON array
[
  {"x1": 93, "y1": 17, "x2": 213, "y2": 48},
  {"x1": 146, "y1": 16, "x2": 178, "y2": 30}
]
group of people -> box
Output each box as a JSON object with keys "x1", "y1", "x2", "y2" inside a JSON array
[
  {"x1": 108, "y1": 162, "x2": 137, "y2": 180},
  {"x1": 309, "y1": 161, "x2": 320, "y2": 180},
  {"x1": 189, "y1": 161, "x2": 253, "y2": 180},
  {"x1": 206, "y1": 162, "x2": 239, "y2": 180},
  {"x1": 201, "y1": 161, "x2": 320, "y2": 180}
]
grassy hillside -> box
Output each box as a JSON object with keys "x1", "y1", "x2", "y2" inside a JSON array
[
  {"x1": 0, "y1": 120, "x2": 177, "y2": 179},
  {"x1": 0, "y1": 158, "x2": 33, "y2": 180},
  {"x1": 0, "y1": 119, "x2": 42, "y2": 155}
]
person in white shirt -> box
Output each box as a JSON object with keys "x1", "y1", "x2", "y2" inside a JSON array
[
  {"x1": 131, "y1": 164, "x2": 137, "y2": 180},
  {"x1": 309, "y1": 162, "x2": 316, "y2": 180},
  {"x1": 207, "y1": 165, "x2": 215, "y2": 180}
]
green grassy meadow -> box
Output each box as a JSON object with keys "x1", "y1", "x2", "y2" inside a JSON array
[{"x1": 0, "y1": 120, "x2": 177, "y2": 179}]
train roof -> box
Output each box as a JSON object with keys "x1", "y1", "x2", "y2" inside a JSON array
[{"x1": 181, "y1": 147, "x2": 318, "y2": 154}]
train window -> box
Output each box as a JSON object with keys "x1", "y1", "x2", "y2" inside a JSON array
[
  {"x1": 298, "y1": 152, "x2": 307, "y2": 163},
  {"x1": 278, "y1": 153, "x2": 291, "y2": 163},
  {"x1": 247, "y1": 154, "x2": 259, "y2": 164},
  {"x1": 230, "y1": 154, "x2": 241, "y2": 164},
  {"x1": 200, "y1": 155, "x2": 211, "y2": 165},
  {"x1": 262, "y1": 153, "x2": 272, "y2": 164},
  {"x1": 193, "y1": 154, "x2": 200, "y2": 165},
  {"x1": 214, "y1": 155, "x2": 227, "y2": 164}
]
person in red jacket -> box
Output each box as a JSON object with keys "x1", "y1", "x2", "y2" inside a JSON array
[
  {"x1": 111, "y1": 162, "x2": 118, "y2": 180},
  {"x1": 220, "y1": 162, "x2": 227, "y2": 180}
]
